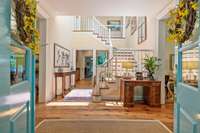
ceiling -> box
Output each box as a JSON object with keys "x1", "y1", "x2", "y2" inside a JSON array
[{"x1": 38, "y1": 0, "x2": 172, "y2": 16}]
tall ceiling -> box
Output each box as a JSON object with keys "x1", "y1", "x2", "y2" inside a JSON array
[{"x1": 38, "y1": 0, "x2": 172, "y2": 16}]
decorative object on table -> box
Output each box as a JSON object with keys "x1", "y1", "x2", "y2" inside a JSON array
[
  {"x1": 13, "y1": 0, "x2": 40, "y2": 54},
  {"x1": 144, "y1": 56, "x2": 161, "y2": 80},
  {"x1": 54, "y1": 43, "x2": 70, "y2": 68},
  {"x1": 138, "y1": 16, "x2": 147, "y2": 44},
  {"x1": 135, "y1": 72, "x2": 143, "y2": 80},
  {"x1": 166, "y1": 0, "x2": 199, "y2": 44},
  {"x1": 57, "y1": 67, "x2": 63, "y2": 72},
  {"x1": 122, "y1": 61, "x2": 134, "y2": 78}
]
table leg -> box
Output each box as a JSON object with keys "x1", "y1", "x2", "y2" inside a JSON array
[
  {"x1": 69, "y1": 75, "x2": 72, "y2": 90},
  {"x1": 124, "y1": 82, "x2": 134, "y2": 107},
  {"x1": 55, "y1": 76, "x2": 57, "y2": 98},
  {"x1": 62, "y1": 76, "x2": 66, "y2": 98}
]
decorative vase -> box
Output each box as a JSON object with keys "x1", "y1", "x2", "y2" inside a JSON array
[{"x1": 148, "y1": 72, "x2": 155, "y2": 80}]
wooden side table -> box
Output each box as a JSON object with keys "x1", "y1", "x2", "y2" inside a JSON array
[
  {"x1": 54, "y1": 71, "x2": 76, "y2": 98},
  {"x1": 120, "y1": 79, "x2": 161, "y2": 107},
  {"x1": 55, "y1": 72, "x2": 66, "y2": 98}
]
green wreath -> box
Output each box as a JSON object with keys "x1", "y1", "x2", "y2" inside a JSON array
[
  {"x1": 167, "y1": 0, "x2": 199, "y2": 44},
  {"x1": 14, "y1": 0, "x2": 40, "y2": 54}
]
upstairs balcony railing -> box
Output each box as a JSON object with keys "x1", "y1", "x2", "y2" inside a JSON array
[{"x1": 73, "y1": 16, "x2": 112, "y2": 46}]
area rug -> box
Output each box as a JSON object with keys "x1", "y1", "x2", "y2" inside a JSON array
[
  {"x1": 36, "y1": 119, "x2": 172, "y2": 133},
  {"x1": 64, "y1": 89, "x2": 92, "y2": 101}
]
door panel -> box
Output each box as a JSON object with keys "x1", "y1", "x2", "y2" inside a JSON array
[
  {"x1": 10, "y1": 102, "x2": 29, "y2": 133},
  {"x1": 176, "y1": 83, "x2": 200, "y2": 133},
  {"x1": 0, "y1": 0, "x2": 35, "y2": 133},
  {"x1": 175, "y1": 43, "x2": 200, "y2": 133}
]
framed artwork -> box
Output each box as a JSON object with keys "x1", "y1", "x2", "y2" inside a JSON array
[
  {"x1": 107, "y1": 20, "x2": 121, "y2": 31},
  {"x1": 96, "y1": 50, "x2": 108, "y2": 65},
  {"x1": 54, "y1": 43, "x2": 70, "y2": 68},
  {"x1": 138, "y1": 16, "x2": 147, "y2": 44},
  {"x1": 130, "y1": 17, "x2": 137, "y2": 35}
]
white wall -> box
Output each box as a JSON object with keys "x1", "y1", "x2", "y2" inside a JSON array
[
  {"x1": 126, "y1": 16, "x2": 157, "y2": 51},
  {"x1": 38, "y1": 18, "x2": 47, "y2": 103}
]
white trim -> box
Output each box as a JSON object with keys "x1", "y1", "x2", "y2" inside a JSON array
[
  {"x1": 37, "y1": 5, "x2": 49, "y2": 19},
  {"x1": 155, "y1": 0, "x2": 176, "y2": 57},
  {"x1": 157, "y1": 120, "x2": 173, "y2": 133},
  {"x1": 35, "y1": 119, "x2": 46, "y2": 130},
  {"x1": 155, "y1": 0, "x2": 176, "y2": 105}
]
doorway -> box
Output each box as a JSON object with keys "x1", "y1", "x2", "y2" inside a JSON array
[
  {"x1": 85, "y1": 56, "x2": 93, "y2": 80},
  {"x1": 157, "y1": 19, "x2": 175, "y2": 104},
  {"x1": 36, "y1": 14, "x2": 48, "y2": 103},
  {"x1": 76, "y1": 50, "x2": 93, "y2": 88}
]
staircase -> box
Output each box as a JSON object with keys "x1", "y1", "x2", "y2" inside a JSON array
[
  {"x1": 72, "y1": 17, "x2": 154, "y2": 102},
  {"x1": 93, "y1": 49, "x2": 154, "y2": 102},
  {"x1": 94, "y1": 48, "x2": 137, "y2": 101},
  {"x1": 73, "y1": 16, "x2": 112, "y2": 47}
]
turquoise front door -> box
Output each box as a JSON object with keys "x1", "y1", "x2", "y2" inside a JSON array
[
  {"x1": 0, "y1": 0, "x2": 35, "y2": 133},
  {"x1": 175, "y1": 42, "x2": 200, "y2": 133}
]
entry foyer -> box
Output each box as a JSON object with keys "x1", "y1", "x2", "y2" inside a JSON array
[{"x1": 1, "y1": 0, "x2": 200, "y2": 133}]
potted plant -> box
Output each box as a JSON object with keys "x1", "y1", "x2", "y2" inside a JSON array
[{"x1": 144, "y1": 56, "x2": 161, "y2": 80}]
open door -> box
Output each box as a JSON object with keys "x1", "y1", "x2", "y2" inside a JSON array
[
  {"x1": 175, "y1": 42, "x2": 200, "y2": 133},
  {"x1": 0, "y1": 0, "x2": 35, "y2": 133}
]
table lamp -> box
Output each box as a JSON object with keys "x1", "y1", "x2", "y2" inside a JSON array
[
  {"x1": 182, "y1": 61, "x2": 198, "y2": 80},
  {"x1": 122, "y1": 61, "x2": 134, "y2": 78}
]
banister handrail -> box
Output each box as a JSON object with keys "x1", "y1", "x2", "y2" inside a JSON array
[
  {"x1": 100, "y1": 56, "x2": 114, "y2": 67},
  {"x1": 73, "y1": 16, "x2": 112, "y2": 47}
]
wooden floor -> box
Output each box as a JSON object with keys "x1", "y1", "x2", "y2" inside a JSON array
[
  {"x1": 36, "y1": 80, "x2": 174, "y2": 131},
  {"x1": 75, "y1": 79, "x2": 93, "y2": 88},
  {"x1": 36, "y1": 102, "x2": 173, "y2": 130}
]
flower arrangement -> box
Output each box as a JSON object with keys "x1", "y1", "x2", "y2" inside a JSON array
[
  {"x1": 166, "y1": 0, "x2": 199, "y2": 44},
  {"x1": 14, "y1": 0, "x2": 40, "y2": 54}
]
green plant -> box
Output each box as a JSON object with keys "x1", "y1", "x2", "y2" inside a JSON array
[{"x1": 144, "y1": 56, "x2": 161, "y2": 80}]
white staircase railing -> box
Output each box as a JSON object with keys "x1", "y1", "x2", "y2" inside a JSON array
[
  {"x1": 93, "y1": 49, "x2": 154, "y2": 101},
  {"x1": 73, "y1": 16, "x2": 112, "y2": 47}
]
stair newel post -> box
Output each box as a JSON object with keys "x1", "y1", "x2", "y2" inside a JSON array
[
  {"x1": 92, "y1": 16, "x2": 95, "y2": 32},
  {"x1": 108, "y1": 28, "x2": 113, "y2": 60},
  {"x1": 108, "y1": 28, "x2": 112, "y2": 46},
  {"x1": 86, "y1": 16, "x2": 88, "y2": 31}
]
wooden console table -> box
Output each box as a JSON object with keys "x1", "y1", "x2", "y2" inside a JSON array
[
  {"x1": 54, "y1": 71, "x2": 76, "y2": 98},
  {"x1": 120, "y1": 79, "x2": 161, "y2": 107}
]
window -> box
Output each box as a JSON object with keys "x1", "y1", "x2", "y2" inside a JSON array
[
  {"x1": 10, "y1": 45, "x2": 26, "y2": 85},
  {"x1": 182, "y1": 47, "x2": 199, "y2": 88}
]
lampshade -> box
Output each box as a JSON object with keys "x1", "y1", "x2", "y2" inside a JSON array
[
  {"x1": 122, "y1": 62, "x2": 134, "y2": 69},
  {"x1": 182, "y1": 61, "x2": 199, "y2": 70}
]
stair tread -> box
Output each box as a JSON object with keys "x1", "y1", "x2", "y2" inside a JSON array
[
  {"x1": 100, "y1": 87, "x2": 109, "y2": 89},
  {"x1": 93, "y1": 93, "x2": 101, "y2": 96}
]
